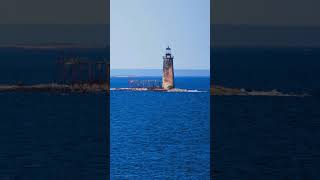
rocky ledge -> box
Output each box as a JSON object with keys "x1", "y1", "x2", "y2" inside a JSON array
[
  {"x1": 212, "y1": 85, "x2": 309, "y2": 97},
  {"x1": 0, "y1": 83, "x2": 108, "y2": 93}
]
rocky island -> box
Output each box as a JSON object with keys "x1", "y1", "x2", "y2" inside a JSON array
[
  {"x1": 211, "y1": 85, "x2": 308, "y2": 97},
  {"x1": 0, "y1": 83, "x2": 309, "y2": 97}
]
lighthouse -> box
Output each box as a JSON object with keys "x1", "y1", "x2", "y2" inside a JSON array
[{"x1": 162, "y1": 46, "x2": 175, "y2": 89}]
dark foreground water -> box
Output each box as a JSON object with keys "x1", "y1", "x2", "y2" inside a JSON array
[
  {"x1": 0, "y1": 48, "x2": 109, "y2": 180},
  {"x1": 212, "y1": 47, "x2": 320, "y2": 180},
  {"x1": 0, "y1": 93, "x2": 107, "y2": 180},
  {"x1": 110, "y1": 77, "x2": 210, "y2": 179},
  {"x1": 213, "y1": 96, "x2": 320, "y2": 180}
]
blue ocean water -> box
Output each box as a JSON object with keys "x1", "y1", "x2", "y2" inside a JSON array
[
  {"x1": 1, "y1": 47, "x2": 320, "y2": 179},
  {"x1": 212, "y1": 47, "x2": 320, "y2": 180},
  {"x1": 0, "y1": 48, "x2": 108, "y2": 180},
  {"x1": 213, "y1": 96, "x2": 320, "y2": 180},
  {"x1": 0, "y1": 47, "x2": 210, "y2": 179},
  {"x1": 110, "y1": 77, "x2": 210, "y2": 179},
  {"x1": 0, "y1": 93, "x2": 107, "y2": 180}
]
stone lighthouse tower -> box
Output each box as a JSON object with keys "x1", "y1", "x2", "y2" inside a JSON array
[{"x1": 162, "y1": 46, "x2": 175, "y2": 89}]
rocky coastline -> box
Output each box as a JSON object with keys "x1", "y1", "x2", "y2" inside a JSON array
[{"x1": 0, "y1": 83, "x2": 309, "y2": 97}]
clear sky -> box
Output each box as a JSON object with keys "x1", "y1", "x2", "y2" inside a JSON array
[{"x1": 111, "y1": 0, "x2": 210, "y2": 70}]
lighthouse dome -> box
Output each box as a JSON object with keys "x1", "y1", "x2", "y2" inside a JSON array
[{"x1": 166, "y1": 46, "x2": 171, "y2": 55}]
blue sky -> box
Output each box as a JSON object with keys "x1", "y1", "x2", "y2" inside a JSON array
[{"x1": 111, "y1": 0, "x2": 210, "y2": 70}]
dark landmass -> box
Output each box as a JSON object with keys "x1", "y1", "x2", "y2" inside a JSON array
[
  {"x1": 212, "y1": 85, "x2": 309, "y2": 97},
  {"x1": 0, "y1": 84, "x2": 108, "y2": 93}
]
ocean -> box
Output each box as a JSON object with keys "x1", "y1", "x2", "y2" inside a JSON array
[
  {"x1": 0, "y1": 48, "x2": 108, "y2": 180},
  {"x1": 110, "y1": 77, "x2": 210, "y2": 179},
  {"x1": 1, "y1": 47, "x2": 320, "y2": 179},
  {"x1": 0, "y1": 93, "x2": 107, "y2": 179},
  {"x1": 212, "y1": 47, "x2": 320, "y2": 180},
  {"x1": 0, "y1": 47, "x2": 210, "y2": 179}
]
